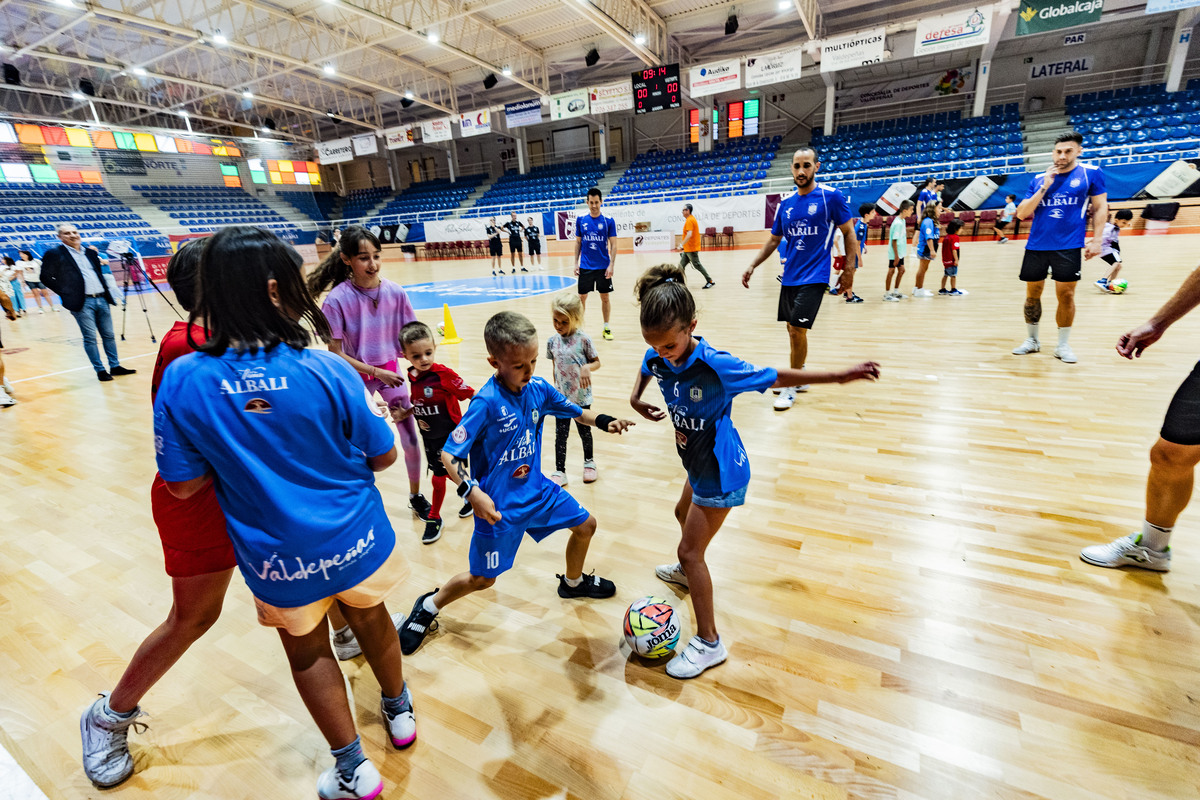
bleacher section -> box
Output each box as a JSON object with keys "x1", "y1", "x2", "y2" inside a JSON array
[
  {"x1": 813, "y1": 105, "x2": 1023, "y2": 177},
  {"x1": 278, "y1": 190, "x2": 338, "y2": 222},
  {"x1": 465, "y1": 162, "x2": 606, "y2": 217},
  {"x1": 373, "y1": 176, "x2": 485, "y2": 223},
  {"x1": 135, "y1": 185, "x2": 301, "y2": 235},
  {"x1": 609, "y1": 137, "x2": 779, "y2": 204},
  {"x1": 0, "y1": 184, "x2": 156, "y2": 242},
  {"x1": 340, "y1": 187, "x2": 391, "y2": 221},
  {"x1": 1066, "y1": 83, "x2": 1200, "y2": 166}
]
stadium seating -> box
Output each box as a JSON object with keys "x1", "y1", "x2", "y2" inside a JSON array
[
  {"x1": 465, "y1": 161, "x2": 607, "y2": 217},
  {"x1": 1065, "y1": 84, "x2": 1200, "y2": 166},
  {"x1": 277, "y1": 190, "x2": 338, "y2": 222},
  {"x1": 339, "y1": 186, "x2": 392, "y2": 221},
  {"x1": 608, "y1": 136, "x2": 780, "y2": 204},
  {"x1": 0, "y1": 184, "x2": 157, "y2": 243},
  {"x1": 134, "y1": 185, "x2": 301, "y2": 235},
  {"x1": 370, "y1": 175, "x2": 486, "y2": 224}
]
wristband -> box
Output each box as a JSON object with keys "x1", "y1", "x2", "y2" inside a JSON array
[
  {"x1": 456, "y1": 479, "x2": 479, "y2": 500},
  {"x1": 595, "y1": 413, "x2": 617, "y2": 432}
]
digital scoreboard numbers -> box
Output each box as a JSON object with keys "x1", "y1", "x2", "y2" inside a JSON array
[{"x1": 632, "y1": 64, "x2": 681, "y2": 114}]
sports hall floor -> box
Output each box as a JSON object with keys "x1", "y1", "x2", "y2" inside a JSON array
[{"x1": 2, "y1": 234, "x2": 1199, "y2": 799}]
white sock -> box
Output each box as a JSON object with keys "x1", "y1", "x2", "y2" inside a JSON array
[
  {"x1": 422, "y1": 595, "x2": 440, "y2": 615},
  {"x1": 1026, "y1": 323, "x2": 1039, "y2": 341},
  {"x1": 1057, "y1": 327, "x2": 1071, "y2": 348},
  {"x1": 333, "y1": 624, "x2": 352, "y2": 640},
  {"x1": 1140, "y1": 520, "x2": 1172, "y2": 551},
  {"x1": 564, "y1": 575, "x2": 583, "y2": 588}
]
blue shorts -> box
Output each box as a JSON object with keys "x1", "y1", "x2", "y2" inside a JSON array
[
  {"x1": 943, "y1": 266, "x2": 958, "y2": 277},
  {"x1": 691, "y1": 484, "x2": 747, "y2": 508},
  {"x1": 468, "y1": 482, "x2": 591, "y2": 578},
  {"x1": 918, "y1": 247, "x2": 934, "y2": 261}
]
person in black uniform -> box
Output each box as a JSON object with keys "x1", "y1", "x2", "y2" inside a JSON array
[
  {"x1": 502, "y1": 212, "x2": 527, "y2": 272},
  {"x1": 486, "y1": 217, "x2": 504, "y2": 276},
  {"x1": 524, "y1": 216, "x2": 543, "y2": 270}
]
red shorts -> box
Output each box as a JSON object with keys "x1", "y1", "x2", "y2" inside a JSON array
[
  {"x1": 151, "y1": 473, "x2": 237, "y2": 577},
  {"x1": 833, "y1": 256, "x2": 846, "y2": 272}
]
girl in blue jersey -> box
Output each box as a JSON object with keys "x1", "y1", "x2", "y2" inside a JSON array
[
  {"x1": 629, "y1": 263, "x2": 880, "y2": 679},
  {"x1": 153, "y1": 227, "x2": 416, "y2": 800},
  {"x1": 911, "y1": 202, "x2": 942, "y2": 297}
]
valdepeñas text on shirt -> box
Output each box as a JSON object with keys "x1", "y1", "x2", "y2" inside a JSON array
[
  {"x1": 1023, "y1": 164, "x2": 1106, "y2": 251},
  {"x1": 153, "y1": 347, "x2": 397, "y2": 607},
  {"x1": 576, "y1": 214, "x2": 617, "y2": 271},
  {"x1": 771, "y1": 185, "x2": 853, "y2": 286},
  {"x1": 408, "y1": 363, "x2": 475, "y2": 440},
  {"x1": 641, "y1": 337, "x2": 778, "y2": 497}
]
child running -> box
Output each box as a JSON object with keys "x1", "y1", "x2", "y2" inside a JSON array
[
  {"x1": 841, "y1": 202, "x2": 875, "y2": 304},
  {"x1": 939, "y1": 220, "x2": 964, "y2": 296},
  {"x1": 630, "y1": 263, "x2": 880, "y2": 679},
  {"x1": 1096, "y1": 209, "x2": 1134, "y2": 292},
  {"x1": 884, "y1": 200, "x2": 914, "y2": 301},
  {"x1": 307, "y1": 225, "x2": 430, "y2": 527},
  {"x1": 546, "y1": 293, "x2": 602, "y2": 486},
  {"x1": 152, "y1": 226, "x2": 415, "y2": 799},
  {"x1": 397, "y1": 320, "x2": 476, "y2": 544},
  {"x1": 911, "y1": 202, "x2": 941, "y2": 298},
  {"x1": 995, "y1": 194, "x2": 1017, "y2": 243},
  {"x1": 397, "y1": 311, "x2": 634, "y2": 655}
]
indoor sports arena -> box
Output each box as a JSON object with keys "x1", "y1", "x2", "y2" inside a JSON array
[{"x1": 3, "y1": 0, "x2": 1200, "y2": 797}]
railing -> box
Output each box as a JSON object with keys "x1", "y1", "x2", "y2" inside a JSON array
[
  {"x1": 1064, "y1": 63, "x2": 1168, "y2": 96},
  {"x1": 633, "y1": 118, "x2": 792, "y2": 155},
  {"x1": 824, "y1": 83, "x2": 1027, "y2": 131}
]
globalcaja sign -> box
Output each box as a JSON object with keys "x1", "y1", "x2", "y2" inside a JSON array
[{"x1": 1016, "y1": 0, "x2": 1104, "y2": 36}]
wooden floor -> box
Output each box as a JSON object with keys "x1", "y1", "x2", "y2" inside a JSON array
[{"x1": 4, "y1": 234, "x2": 1200, "y2": 800}]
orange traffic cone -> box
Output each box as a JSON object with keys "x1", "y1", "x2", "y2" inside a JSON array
[{"x1": 440, "y1": 303, "x2": 463, "y2": 344}]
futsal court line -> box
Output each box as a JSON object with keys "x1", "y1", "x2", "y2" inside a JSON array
[
  {"x1": 9, "y1": 351, "x2": 158, "y2": 385},
  {"x1": 0, "y1": 741, "x2": 49, "y2": 800}
]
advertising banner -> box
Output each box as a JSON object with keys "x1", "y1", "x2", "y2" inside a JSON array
[
  {"x1": 424, "y1": 217, "x2": 495, "y2": 243},
  {"x1": 688, "y1": 59, "x2": 742, "y2": 98},
  {"x1": 1016, "y1": 0, "x2": 1104, "y2": 36},
  {"x1": 914, "y1": 8, "x2": 992, "y2": 56},
  {"x1": 1146, "y1": 0, "x2": 1200, "y2": 11},
  {"x1": 550, "y1": 89, "x2": 590, "y2": 121},
  {"x1": 458, "y1": 109, "x2": 491, "y2": 137},
  {"x1": 315, "y1": 137, "x2": 354, "y2": 164},
  {"x1": 745, "y1": 46, "x2": 804, "y2": 88},
  {"x1": 351, "y1": 133, "x2": 378, "y2": 157},
  {"x1": 504, "y1": 98, "x2": 542, "y2": 128},
  {"x1": 588, "y1": 81, "x2": 634, "y2": 114},
  {"x1": 820, "y1": 27, "x2": 886, "y2": 72},
  {"x1": 632, "y1": 232, "x2": 674, "y2": 252},
  {"x1": 836, "y1": 66, "x2": 975, "y2": 111},
  {"x1": 554, "y1": 195, "x2": 768, "y2": 240},
  {"x1": 419, "y1": 117, "x2": 454, "y2": 143},
  {"x1": 1029, "y1": 55, "x2": 1093, "y2": 79},
  {"x1": 384, "y1": 124, "x2": 416, "y2": 149}
]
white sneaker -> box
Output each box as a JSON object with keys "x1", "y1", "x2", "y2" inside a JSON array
[
  {"x1": 80, "y1": 695, "x2": 147, "y2": 788},
  {"x1": 655, "y1": 562, "x2": 689, "y2": 589},
  {"x1": 331, "y1": 612, "x2": 404, "y2": 661},
  {"x1": 883, "y1": 293, "x2": 900, "y2": 302},
  {"x1": 380, "y1": 685, "x2": 416, "y2": 749},
  {"x1": 550, "y1": 471, "x2": 568, "y2": 487},
  {"x1": 1080, "y1": 534, "x2": 1171, "y2": 572},
  {"x1": 912, "y1": 288, "x2": 934, "y2": 298},
  {"x1": 1012, "y1": 338, "x2": 1040, "y2": 355},
  {"x1": 317, "y1": 758, "x2": 384, "y2": 800},
  {"x1": 773, "y1": 388, "x2": 796, "y2": 410},
  {"x1": 0, "y1": 390, "x2": 13, "y2": 407},
  {"x1": 1, "y1": 377, "x2": 12, "y2": 393},
  {"x1": 666, "y1": 635, "x2": 728, "y2": 679},
  {"x1": 1054, "y1": 345, "x2": 1077, "y2": 364}
]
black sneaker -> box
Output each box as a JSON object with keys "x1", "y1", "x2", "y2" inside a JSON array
[
  {"x1": 422, "y1": 518, "x2": 443, "y2": 545},
  {"x1": 556, "y1": 572, "x2": 616, "y2": 599},
  {"x1": 97, "y1": 371, "x2": 113, "y2": 382},
  {"x1": 409, "y1": 494, "x2": 433, "y2": 521},
  {"x1": 458, "y1": 501, "x2": 473, "y2": 519},
  {"x1": 938, "y1": 288, "x2": 951, "y2": 295},
  {"x1": 845, "y1": 294, "x2": 864, "y2": 303},
  {"x1": 110, "y1": 366, "x2": 137, "y2": 376},
  {"x1": 702, "y1": 281, "x2": 715, "y2": 289},
  {"x1": 399, "y1": 590, "x2": 440, "y2": 655}
]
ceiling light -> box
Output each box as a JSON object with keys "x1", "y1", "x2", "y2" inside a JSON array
[
  {"x1": 427, "y1": 32, "x2": 439, "y2": 43},
  {"x1": 323, "y1": 64, "x2": 336, "y2": 75},
  {"x1": 178, "y1": 110, "x2": 189, "y2": 117},
  {"x1": 132, "y1": 67, "x2": 147, "y2": 77},
  {"x1": 778, "y1": 0, "x2": 790, "y2": 9},
  {"x1": 404, "y1": 90, "x2": 413, "y2": 99},
  {"x1": 71, "y1": 91, "x2": 85, "y2": 101},
  {"x1": 212, "y1": 31, "x2": 228, "y2": 46},
  {"x1": 326, "y1": 110, "x2": 337, "y2": 118},
  {"x1": 54, "y1": 0, "x2": 73, "y2": 6},
  {"x1": 261, "y1": 127, "x2": 271, "y2": 133},
  {"x1": 634, "y1": 34, "x2": 646, "y2": 45},
  {"x1": 502, "y1": 66, "x2": 512, "y2": 77},
  {"x1": 242, "y1": 89, "x2": 253, "y2": 98}
]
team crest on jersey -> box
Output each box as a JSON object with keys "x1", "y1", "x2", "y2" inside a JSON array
[
  {"x1": 511, "y1": 464, "x2": 531, "y2": 479},
  {"x1": 675, "y1": 431, "x2": 688, "y2": 448},
  {"x1": 451, "y1": 425, "x2": 467, "y2": 444},
  {"x1": 244, "y1": 398, "x2": 272, "y2": 414},
  {"x1": 531, "y1": 409, "x2": 539, "y2": 425},
  {"x1": 418, "y1": 419, "x2": 430, "y2": 432},
  {"x1": 424, "y1": 386, "x2": 433, "y2": 398},
  {"x1": 1070, "y1": 178, "x2": 1081, "y2": 188},
  {"x1": 689, "y1": 386, "x2": 703, "y2": 401},
  {"x1": 808, "y1": 203, "x2": 818, "y2": 215},
  {"x1": 1049, "y1": 208, "x2": 1064, "y2": 219}
]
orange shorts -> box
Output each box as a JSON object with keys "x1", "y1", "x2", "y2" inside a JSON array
[{"x1": 254, "y1": 546, "x2": 410, "y2": 636}]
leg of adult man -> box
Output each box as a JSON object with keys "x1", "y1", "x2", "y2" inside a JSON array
[
  {"x1": 1147, "y1": 438, "x2": 1200, "y2": 529},
  {"x1": 786, "y1": 323, "x2": 807, "y2": 369},
  {"x1": 1013, "y1": 280, "x2": 1044, "y2": 355},
  {"x1": 93, "y1": 298, "x2": 122, "y2": 370},
  {"x1": 1055, "y1": 281, "x2": 1076, "y2": 327},
  {"x1": 600, "y1": 292, "x2": 611, "y2": 325},
  {"x1": 688, "y1": 252, "x2": 713, "y2": 283},
  {"x1": 71, "y1": 299, "x2": 106, "y2": 373}
]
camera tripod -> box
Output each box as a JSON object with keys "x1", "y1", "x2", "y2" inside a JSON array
[{"x1": 117, "y1": 250, "x2": 182, "y2": 343}]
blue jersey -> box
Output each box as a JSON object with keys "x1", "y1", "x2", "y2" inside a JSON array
[
  {"x1": 641, "y1": 337, "x2": 777, "y2": 497},
  {"x1": 1024, "y1": 164, "x2": 1106, "y2": 251},
  {"x1": 445, "y1": 375, "x2": 582, "y2": 523},
  {"x1": 154, "y1": 347, "x2": 397, "y2": 607},
  {"x1": 854, "y1": 219, "x2": 868, "y2": 255},
  {"x1": 917, "y1": 218, "x2": 939, "y2": 254},
  {"x1": 772, "y1": 185, "x2": 852, "y2": 286},
  {"x1": 576, "y1": 214, "x2": 616, "y2": 271},
  {"x1": 918, "y1": 188, "x2": 938, "y2": 209}
]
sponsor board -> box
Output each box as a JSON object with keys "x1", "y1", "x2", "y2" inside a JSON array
[
  {"x1": 836, "y1": 66, "x2": 975, "y2": 111},
  {"x1": 504, "y1": 98, "x2": 543, "y2": 128},
  {"x1": 384, "y1": 124, "x2": 416, "y2": 149},
  {"x1": 316, "y1": 137, "x2": 354, "y2": 164},
  {"x1": 588, "y1": 81, "x2": 634, "y2": 114},
  {"x1": 745, "y1": 46, "x2": 804, "y2": 88},
  {"x1": 820, "y1": 27, "x2": 886, "y2": 72},
  {"x1": 688, "y1": 59, "x2": 742, "y2": 98},
  {"x1": 1146, "y1": 0, "x2": 1200, "y2": 11},
  {"x1": 555, "y1": 195, "x2": 768, "y2": 240},
  {"x1": 550, "y1": 89, "x2": 590, "y2": 120},
  {"x1": 420, "y1": 117, "x2": 454, "y2": 143},
  {"x1": 1016, "y1": 0, "x2": 1104, "y2": 36},
  {"x1": 914, "y1": 8, "x2": 991, "y2": 56},
  {"x1": 351, "y1": 133, "x2": 378, "y2": 157},
  {"x1": 459, "y1": 109, "x2": 491, "y2": 137}
]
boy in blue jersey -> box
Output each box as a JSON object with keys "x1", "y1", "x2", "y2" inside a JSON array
[
  {"x1": 574, "y1": 187, "x2": 618, "y2": 340},
  {"x1": 397, "y1": 311, "x2": 635, "y2": 655},
  {"x1": 839, "y1": 202, "x2": 875, "y2": 304},
  {"x1": 1012, "y1": 131, "x2": 1108, "y2": 364},
  {"x1": 741, "y1": 147, "x2": 859, "y2": 411}
]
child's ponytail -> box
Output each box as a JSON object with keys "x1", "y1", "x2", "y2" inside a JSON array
[{"x1": 634, "y1": 263, "x2": 695, "y2": 332}]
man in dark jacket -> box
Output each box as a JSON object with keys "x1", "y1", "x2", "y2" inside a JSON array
[{"x1": 40, "y1": 223, "x2": 136, "y2": 382}]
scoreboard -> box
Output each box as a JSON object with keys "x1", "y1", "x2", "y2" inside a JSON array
[{"x1": 632, "y1": 64, "x2": 681, "y2": 114}]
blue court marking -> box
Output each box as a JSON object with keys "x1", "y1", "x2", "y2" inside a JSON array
[{"x1": 404, "y1": 275, "x2": 573, "y2": 310}]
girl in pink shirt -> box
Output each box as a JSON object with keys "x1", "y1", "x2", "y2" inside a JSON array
[{"x1": 308, "y1": 226, "x2": 428, "y2": 520}]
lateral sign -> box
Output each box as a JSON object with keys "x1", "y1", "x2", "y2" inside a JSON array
[
  {"x1": 1029, "y1": 55, "x2": 1093, "y2": 79},
  {"x1": 1016, "y1": 0, "x2": 1104, "y2": 36}
]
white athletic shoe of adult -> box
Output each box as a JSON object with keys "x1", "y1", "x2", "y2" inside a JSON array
[
  {"x1": 666, "y1": 636, "x2": 728, "y2": 679},
  {"x1": 1012, "y1": 338, "x2": 1040, "y2": 355},
  {"x1": 773, "y1": 388, "x2": 796, "y2": 410},
  {"x1": 1054, "y1": 344, "x2": 1077, "y2": 364},
  {"x1": 80, "y1": 695, "x2": 146, "y2": 788},
  {"x1": 883, "y1": 294, "x2": 901, "y2": 302},
  {"x1": 331, "y1": 612, "x2": 405, "y2": 661},
  {"x1": 1080, "y1": 534, "x2": 1171, "y2": 572},
  {"x1": 2, "y1": 377, "x2": 12, "y2": 394},
  {"x1": 655, "y1": 562, "x2": 689, "y2": 589},
  {"x1": 317, "y1": 759, "x2": 384, "y2": 800},
  {"x1": 912, "y1": 288, "x2": 934, "y2": 298}
]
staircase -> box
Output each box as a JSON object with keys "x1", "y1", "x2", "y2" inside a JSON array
[
  {"x1": 1022, "y1": 109, "x2": 1072, "y2": 171},
  {"x1": 260, "y1": 196, "x2": 319, "y2": 227},
  {"x1": 593, "y1": 163, "x2": 626, "y2": 198},
  {"x1": 450, "y1": 176, "x2": 499, "y2": 218},
  {"x1": 111, "y1": 191, "x2": 186, "y2": 235}
]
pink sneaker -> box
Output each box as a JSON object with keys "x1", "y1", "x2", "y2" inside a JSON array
[
  {"x1": 582, "y1": 461, "x2": 597, "y2": 483},
  {"x1": 550, "y1": 471, "x2": 567, "y2": 487}
]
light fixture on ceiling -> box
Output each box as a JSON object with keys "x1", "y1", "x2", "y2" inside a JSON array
[
  {"x1": 71, "y1": 91, "x2": 86, "y2": 101},
  {"x1": 323, "y1": 64, "x2": 336, "y2": 75},
  {"x1": 427, "y1": 32, "x2": 439, "y2": 43},
  {"x1": 242, "y1": 89, "x2": 253, "y2": 98},
  {"x1": 326, "y1": 110, "x2": 337, "y2": 118},
  {"x1": 132, "y1": 66, "x2": 147, "y2": 77},
  {"x1": 178, "y1": 110, "x2": 189, "y2": 117},
  {"x1": 584, "y1": 47, "x2": 599, "y2": 67},
  {"x1": 501, "y1": 66, "x2": 512, "y2": 77},
  {"x1": 212, "y1": 31, "x2": 228, "y2": 46},
  {"x1": 404, "y1": 90, "x2": 413, "y2": 99},
  {"x1": 54, "y1": 0, "x2": 73, "y2": 6},
  {"x1": 634, "y1": 33, "x2": 646, "y2": 45},
  {"x1": 725, "y1": 13, "x2": 739, "y2": 36},
  {"x1": 778, "y1": 0, "x2": 790, "y2": 9}
]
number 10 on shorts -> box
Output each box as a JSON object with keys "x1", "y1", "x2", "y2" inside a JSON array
[{"x1": 485, "y1": 551, "x2": 500, "y2": 570}]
